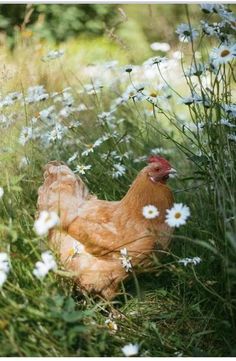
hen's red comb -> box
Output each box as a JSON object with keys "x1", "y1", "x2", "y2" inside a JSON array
[{"x1": 148, "y1": 155, "x2": 171, "y2": 168}]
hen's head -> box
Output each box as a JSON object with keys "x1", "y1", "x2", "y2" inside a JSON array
[{"x1": 146, "y1": 155, "x2": 176, "y2": 184}]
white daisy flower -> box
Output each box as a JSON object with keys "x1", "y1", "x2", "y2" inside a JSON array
[
  {"x1": 112, "y1": 163, "x2": 126, "y2": 179},
  {"x1": 0, "y1": 253, "x2": 10, "y2": 287},
  {"x1": 176, "y1": 23, "x2": 199, "y2": 42},
  {"x1": 68, "y1": 152, "x2": 79, "y2": 164},
  {"x1": 178, "y1": 256, "x2": 202, "y2": 266},
  {"x1": 74, "y1": 164, "x2": 92, "y2": 175},
  {"x1": 39, "y1": 105, "x2": 55, "y2": 122},
  {"x1": 42, "y1": 49, "x2": 64, "y2": 62},
  {"x1": 119, "y1": 248, "x2": 132, "y2": 272},
  {"x1": 26, "y1": 85, "x2": 49, "y2": 103},
  {"x1": 219, "y1": 118, "x2": 236, "y2": 128},
  {"x1": 228, "y1": 134, "x2": 236, "y2": 142},
  {"x1": 68, "y1": 241, "x2": 84, "y2": 259},
  {"x1": 34, "y1": 211, "x2": 60, "y2": 236},
  {"x1": 211, "y1": 44, "x2": 236, "y2": 66},
  {"x1": 150, "y1": 42, "x2": 170, "y2": 52},
  {"x1": 200, "y1": 3, "x2": 215, "y2": 13},
  {"x1": 19, "y1": 126, "x2": 33, "y2": 146},
  {"x1": 82, "y1": 145, "x2": 94, "y2": 157},
  {"x1": 142, "y1": 205, "x2": 160, "y2": 219},
  {"x1": 122, "y1": 343, "x2": 139, "y2": 357},
  {"x1": 165, "y1": 203, "x2": 190, "y2": 228},
  {"x1": 0, "y1": 270, "x2": 7, "y2": 287},
  {"x1": 0, "y1": 187, "x2": 4, "y2": 198},
  {"x1": 33, "y1": 251, "x2": 57, "y2": 280},
  {"x1": 105, "y1": 318, "x2": 118, "y2": 333},
  {"x1": 0, "y1": 252, "x2": 10, "y2": 274}
]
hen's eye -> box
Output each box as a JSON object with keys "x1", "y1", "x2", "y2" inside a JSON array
[{"x1": 155, "y1": 167, "x2": 160, "y2": 171}]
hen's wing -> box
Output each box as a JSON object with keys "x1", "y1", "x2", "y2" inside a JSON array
[{"x1": 37, "y1": 161, "x2": 94, "y2": 228}]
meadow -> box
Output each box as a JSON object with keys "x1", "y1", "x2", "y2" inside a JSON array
[{"x1": 0, "y1": 3, "x2": 235, "y2": 357}]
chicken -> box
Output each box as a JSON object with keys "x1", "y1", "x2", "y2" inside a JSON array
[{"x1": 37, "y1": 155, "x2": 175, "y2": 299}]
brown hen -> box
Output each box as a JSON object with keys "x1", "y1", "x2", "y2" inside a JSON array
[{"x1": 37, "y1": 156, "x2": 175, "y2": 299}]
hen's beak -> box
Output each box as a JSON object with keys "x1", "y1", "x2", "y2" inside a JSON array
[{"x1": 168, "y1": 168, "x2": 177, "y2": 178}]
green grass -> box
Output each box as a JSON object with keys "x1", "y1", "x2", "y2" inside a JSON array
[{"x1": 0, "y1": 4, "x2": 236, "y2": 357}]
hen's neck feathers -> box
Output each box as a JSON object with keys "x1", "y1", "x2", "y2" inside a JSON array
[{"x1": 119, "y1": 168, "x2": 173, "y2": 219}]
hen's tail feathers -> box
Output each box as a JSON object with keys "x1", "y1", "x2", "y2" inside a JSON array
[{"x1": 37, "y1": 161, "x2": 92, "y2": 229}]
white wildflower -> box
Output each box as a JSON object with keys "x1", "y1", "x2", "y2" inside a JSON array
[
  {"x1": 219, "y1": 118, "x2": 236, "y2": 128},
  {"x1": 34, "y1": 211, "x2": 60, "y2": 236},
  {"x1": 0, "y1": 187, "x2": 4, "y2": 198},
  {"x1": 68, "y1": 241, "x2": 84, "y2": 259},
  {"x1": 48, "y1": 124, "x2": 66, "y2": 142},
  {"x1": 26, "y1": 85, "x2": 49, "y2": 103},
  {"x1": 178, "y1": 256, "x2": 202, "y2": 266},
  {"x1": 122, "y1": 343, "x2": 139, "y2": 357},
  {"x1": 228, "y1": 134, "x2": 236, "y2": 142},
  {"x1": 0, "y1": 252, "x2": 10, "y2": 287},
  {"x1": 112, "y1": 163, "x2": 126, "y2": 179},
  {"x1": 200, "y1": 3, "x2": 215, "y2": 13},
  {"x1": 39, "y1": 106, "x2": 55, "y2": 122},
  {"x1": 105, "y1": 318, "x2": 118, "y2": 333},
  {"x1": 33, "y1": 251, "x2": 57, "y2": 280},
  {"x1": 0, "y1": 271, "x2": 7, "y2": 287},
  {"x1": 211, "y1": 44, "x2": 236, "y2": 66},
  {"x1": 165, "y1": 203, "x2": 190, "y2": 228},
  {"x1": 222, "y1": 104, "x2": 236, "y2": 117},
  {"x1": 142, "y1": 205, "x2": 160, "y2": 219},
  {"x1": 176, "y1": 23, "x2": 199, "y2": 42},
  {"x1": 42, "y1": 49, "x2": 64, "y2": 61},
  {"x1": 119, "y1": 248, "x2": 132, "y2": 272},
  {"x1": 74, "y1": 164, "x2": 92, "y2": 175},
  {"x1": 19, "y1": 126, "x2": 33, "y2": 146},
  {"x1": 150, "y1": 42, "x2": 170, "y2": 52},
  {"x1": 68, "y1": 152, "x2": 78, "y2": 164},
  {"x1": 82, "y1": 145, "x2": 94, "y2": 157}
]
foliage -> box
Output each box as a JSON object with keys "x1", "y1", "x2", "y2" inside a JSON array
[
  {"x1": 0, "y1": 3, "x2": 236, "y2": 357},
  {"x1": 0, "y1": 4, "x2": 117, "y2": 46}
]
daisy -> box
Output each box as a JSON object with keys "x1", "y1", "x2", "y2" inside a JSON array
[
  {"x1": 105, "y1": 318, "x2": 118, "y2": 333},
  {"x1": 150, "y1": 42, "x2": 170, "y2": 52},
  {"x1": 228, "y1": 134, "x2": 236, "y2": 142},
  {"x1": 68, "y1": 241, "x2": 84, "y2": 259},
  {"x1": 119, "y1": 248, "x2": 132, "y2": 272},
  {"x1": 122, "y1": 343, "x2": 139, "y2": 357},
  {"x1": 19, "y1": 126, "x2": 33, "y2": 146},
  {"x1": 219, "y1": 118, "x2": 236, "y2": 128},
  {"x1": 178, "y1": 256, "x2": 202, "y2": 266},
  {"x1": 42, "y1": 49, "x2": 64, "y2": 62},
  {"x1": 210, "y1": 44, "x2": 236, "y2": 66},
  {"x1": 0, "y1": 271, "x2": 7, "y2": 287},
  {"x1": 176, "y1": 24, "x2": 199, "y2": 43},
  {"x1": 34, "y1": 211, "x2": 60, "y2": 236},
  {"x1": 112, "y1": 164, "x2": 126, "y2": 179},
  {"x1": 200, "y1": 3, "x2": 215, "y2": 13},
  {"x1": 0, "y1": 252, "x2": 10, "y2": 287},
  {"x1": 142, "y1": 205, "x2": 160, "y2": 219},
  {"x1": 68, "y1": 152, "x2": 78, "y2": 164},
  {"x1": 33, "y1": 251, "x2": 57, "y2": 280},
  {"x1": 165, "y1": 203, "x2": 190, "y2": 228},
  {"x1": 74, "y1": 164, "x2": 92, "y2": 175},
  {"x1": 0, "y1": 187, "x2": 4, "y2": 198}
]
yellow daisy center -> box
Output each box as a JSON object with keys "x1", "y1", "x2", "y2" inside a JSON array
[
  {"x1": 174, "y1": 212, "x2": 182, "y2": 219},
  {"x1": 220, "y1": 49, "x2": 230, "y2": 58}
]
